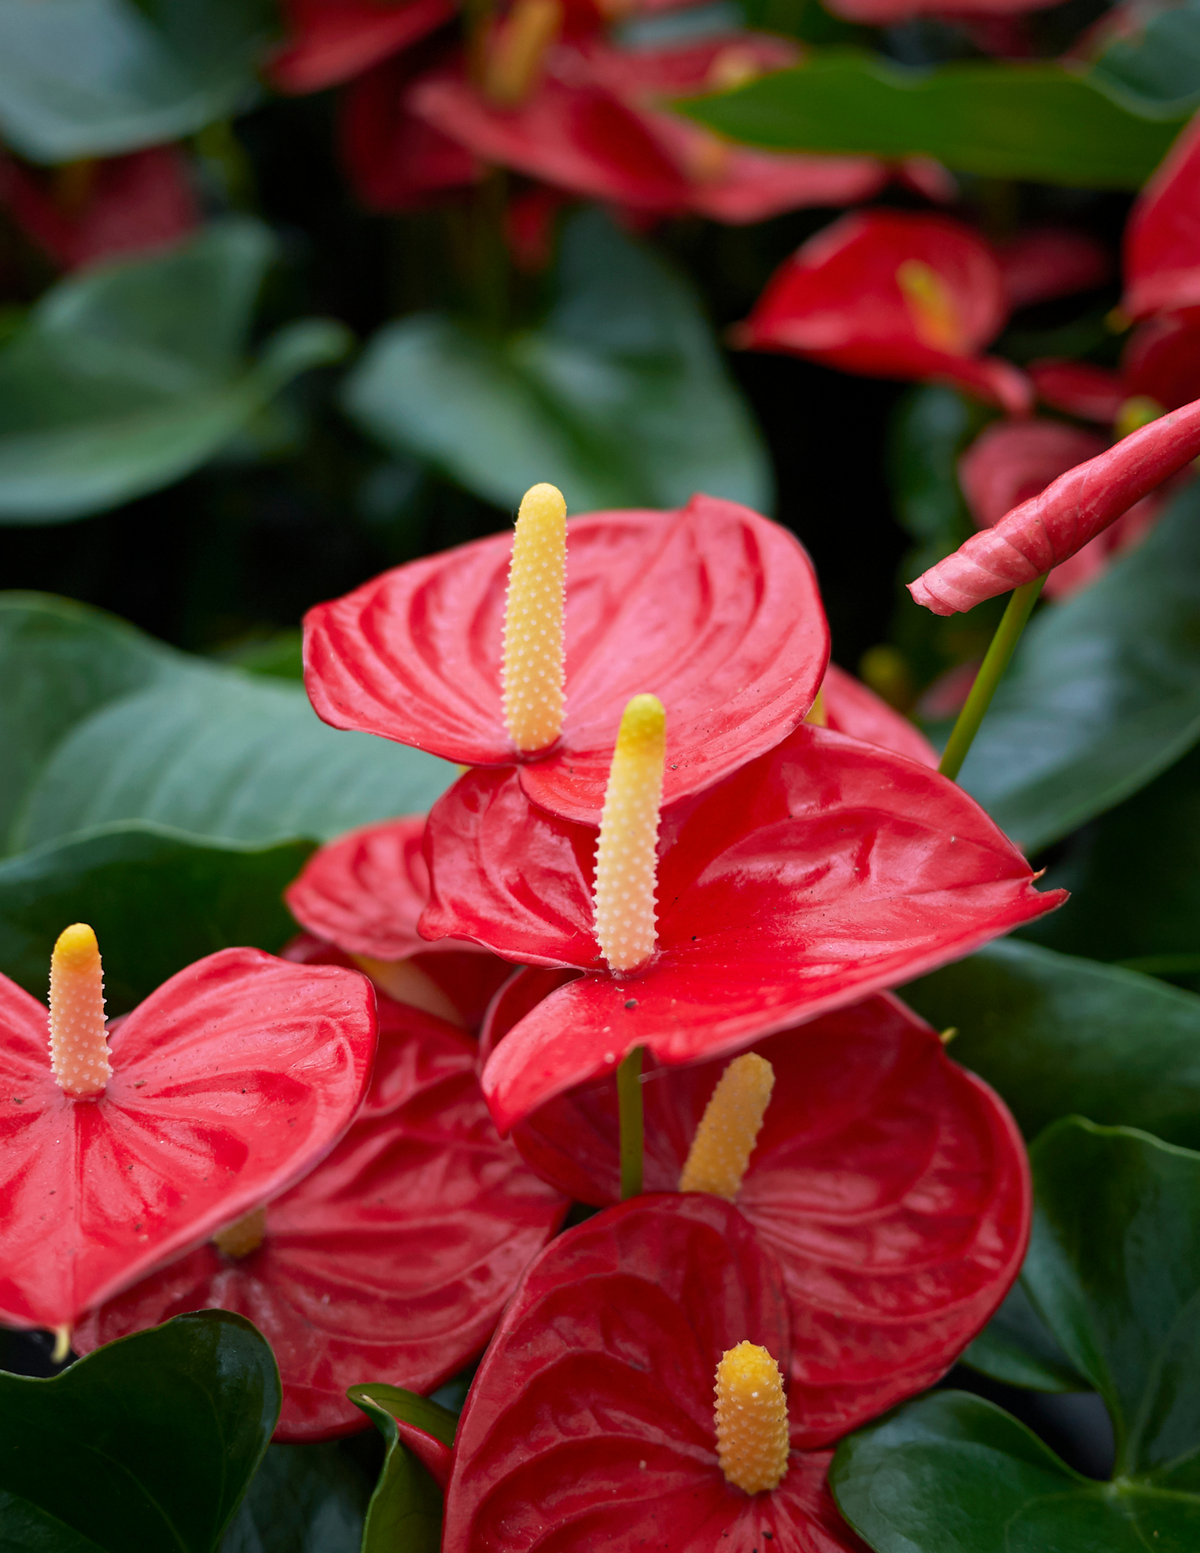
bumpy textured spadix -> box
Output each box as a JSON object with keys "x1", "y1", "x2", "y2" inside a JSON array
[
  {"x1": 897, "y1": 260, "x2": 963, "y2": 353},
  {"x1": 679, "y1": 1052, "x2": 775, "y2": 1199},
  {"x1": 593, "y1": 695, "x2": 665, "y2": 973},
  {"x1": 48, "y1": 923, "x2": 111, "y2": 1098},
  {"x1": 715, "y1": 1340, "x2": 790, "y2": 1494},
  {"x1": 501, "y1": 482, "x2": 566, "y2": 753}
]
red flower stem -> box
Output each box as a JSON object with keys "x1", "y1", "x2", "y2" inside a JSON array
[
  {"x1": 617, "y1": 1046, "x2": 644, "y2": 1200},
  {"x1": 938, "y1": 575, "x2": 1046, "y2": 782}
]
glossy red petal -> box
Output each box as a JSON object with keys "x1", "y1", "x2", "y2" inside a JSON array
[
  {"x1": 269, "y1": 0, "x2": 457, "y2": 93},
  {"x1": 738, "y1": 210, "x2": 1032, "y2": 414},
  {"x1": 1029, "y1": 358, "x2": 1125, "y2": 423},
  {"x1": 910, "y1": 395, "x2": 1200, "y2": 614},
  {"x1": 443, "y1": 1195, "x2": 868, "y2": 1553},
  {"x1": 1122, "y1": 314, "x2": 1200, "y2": 412},
  {"x1": 1123, "y1": 114, "x2": 1200, "y2": 321},
  {"x1": 820, "y1": 662, "x2": 936, "y2": 767},
  {"x1": 421, "y1": 725, "x2": 1064, "y2": 1127},
  {"x1": 508, "y1": 994, "x2": 1029, "y2": 1442},
  {"x1": 75, "y1": 995, "x2": 567, "y2": 1440},
  {"x1": 994, "y1": 227, "x2": 1112, "y2": 312},
  {"x1": 305, "y1": 496, "x2": 828, "y2": 824},
  {"x1": 0, "y1": 950, "x2": 376, "y2": 1331}
]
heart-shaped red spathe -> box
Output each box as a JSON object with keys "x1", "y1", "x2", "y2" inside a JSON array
[
  {"x1": 442, "y1": 1194, "x2": 868, "y2": 1553},
  {"x1": 737, "y1": 209, "x2": 1032, "y2": 415},
  {"x1": 303, "y1": 495, "x2": 829, "y2": 825},
  {"x1": 0, "y1": 948, "x2": 376, "y2": 1332},
  {"x1": 421, "y1": 723, "x2": 1065, "y2": 1130},
  {"x1": 74, "y1": 993, "x2": 569, "y2": 1440},
  {"x1": 497, "y1": 991, "x2": 1029, "y2": 1444},
  {"x1": 820, "y1": 662, "x2": 936, "y2": 766},
  {"x1": 1123, "y1": 112, "x2": 1200, "y2": 322}
]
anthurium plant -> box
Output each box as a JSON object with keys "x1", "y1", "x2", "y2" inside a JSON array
[{"x1": 4, "y1": 2, "x2": 1200, "y2": 1549}]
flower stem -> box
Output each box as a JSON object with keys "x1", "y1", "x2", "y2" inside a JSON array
[
  {"x1": 938, "y1": 575, "x2": 1046, "y2": 783},
  {"x1": 617, "y1": 1046, "x2": 644, "y2": 1200}
]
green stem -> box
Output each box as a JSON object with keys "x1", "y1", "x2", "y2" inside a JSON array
[
  {"x1": 938, "y1": 575, "x2": 1046, "y2": 782},
  {"x1": 617, "y1": 1046, "x2": 644, "y2": 1201}
]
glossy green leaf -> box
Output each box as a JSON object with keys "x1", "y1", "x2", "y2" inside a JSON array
[
  {"x1": 343, "y1": 209, "x2": 771, "y2": 514},
  {"x1": 0, "y1": 0, "x2": 274, "y2": 163},
  {"x1": 349, "y1": 1386, "x2": 457, "y2": 1553},
  {"x1": 0, "y1": 220, "x2": 351, "y2": 523},
  {"x1": 676, "y1": 50, "x2": 1186, "y2": 188},
  {"x1": 221, "y1": 1445, "x2": 369, "y2": 1553},
  {"x1": 1091, "y1": 0, "x2": 1200, "y2": 111},
  {"x1": 963, "y1": 1280, "x2": 1088, "y2": 1393},
  {"x1": 0, "y1": 1311, "x2": 280, "y2": 1553},
  {"x1": 0, "y1": 822, "x2": 312, "y2": 1013},
  {"x1": 832, "y1": 1121, "x2": 1200, "y2": 1550},
  {"x1": 0, "y1": 593, "x2": 454, "y2": 855},
  {"x1": 902, "y1": 939, "x2": 1200, "y2": 1149},
  {"x1": 952, "y1": 480, "x2": 1200, "y2": 854}
]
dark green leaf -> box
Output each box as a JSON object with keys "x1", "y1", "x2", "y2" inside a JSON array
[
  {"x1": 220, "y1": 1445, "x2": 369, "y2": 1553},
  {"x1": 349, "y1": 1386, "x2": 456, "y2": 1553},
  {"x1": 963, "y1": 1280, "x2": 1088, "y2": 1393},
  {"x1": 0, "y1": 0, "x2": 274, "y2": 163},
  {"x1": 953, "y1": 480, "x2": 1200, "y2": 853},
  {"x1": 902, "y1": 939, "x2": 1200, "y2": 1149},
  {"x1": 0, "y1": 220, "x2": 351, "y2": 523},
  {"x1": 0, "y1": 1311, "x2": 280, "y2": 1553},
  {"x1": 0, "y1": 822, "x2": 312, "y2": 1013},
  {"x1": 1092, "y1": 0, "x2": 1200, "y2": 111},
  {"x1": 0, "y1": 593, "x2": 454, "y2": 855},
  {"x1": 343, "y1": 209, "x2": 771, "y2": 514},
  {"x1": 676, "y1": 50, "x2": 1185, "y2": 188}
]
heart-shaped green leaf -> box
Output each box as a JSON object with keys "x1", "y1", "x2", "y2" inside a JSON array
[
  {"x1": 0, "y1": 219, "x2": 350, "y2": 523},
  {"x1": 342, "y1": 209, "x2": 771, "y2": 515},
  {"x1": 676, "y1": 50, "x2": 1186, "y2": 189},
  {"x1": 0, "y1": 0, "x2": 274, "y2": 163},
  {"x1": 952, "y1": 480, "x2": 1200, "y2": 854},
  {"x1": 349, "y1": 1386, "x2": 457, "y2": 1553},
  {"x1": 902, "y1": 939, "x2": 1200, "y2": 1149},
  {"x1": 0, "y1": 1310, "x2": 280, "y2": 1553},
  {"x1": 0, "y1": 593, "x2": 454, "y2": 856},
  {"x1": 220, "y1": 1445, "x2": 369, "y2": 1553},
  {"x1": 832, "y1": 1121, "x2": 1200, "y2": 1550},
  {"x1": 0, "y1": 822, "x2": 313, "y2": 1013}
]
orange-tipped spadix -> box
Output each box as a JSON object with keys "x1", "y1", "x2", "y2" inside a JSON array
[
  {"x1": 897, "y1": 259, "x2": 965, "y2": 354},
  {"x1": 714, "y1": 1340, "x2": 790, "y2": 1494},
  {"x1": 679, "y1": 1052, "x2": 775, "y2": 1199},
  {"x1": 502, "y1": 482, "x2": 567, "y2": 753},
  {"x1": 48, "y1": 923, "x2": 111, "y2": 1098},
  {"x1": 593, "y1": 694, "x2": 665, "y2": 973}
]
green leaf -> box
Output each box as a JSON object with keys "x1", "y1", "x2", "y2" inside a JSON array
[
  {"x1": 342, "y1": 208, "x2": 771, "y2": 514},
  {"x1": 902, "y1": 939, "x2": 1200, "y2": 1150},
  {"x1": 349, "y1": 1386, "x2": 457, "y2": 1553},
  {"x1": 676, "y1": 49, "x2": 1186, "y2": 188},
  {"x1": 0, "y1": 1310, "x2": 280, "y2": 1553},
  {"x1": 1091, "y1": 0, "x2": 1200, "y2": 111},
  {"x1": 0, "y1": 0, "x2": 274, "y2": 163},
  {"x1": 0, "y1": 822, "x2": 312, "y2": 1013},
  {"x1": 0, "y1": 592, "x2": 454, "y2": 855},
  {"x1": 0, "y1": 220, "x2": 351, "y2": 523},
  {"x1": 963, "y1": 1280, "x2": 1088, "y2": 1393},
  {"x1": 832, "y1": 1121, "x2": 1200, "y2": 1549},
  {"x1": 220, "y1": 1445, "x2": 369, "y2": 1553},
  {"x1": 952, "y1": 480, "x2": 1200, "y2": 854}
]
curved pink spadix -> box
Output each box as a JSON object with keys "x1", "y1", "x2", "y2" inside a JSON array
[{"x1": 909, "y1": 396, "x2": 1200, "y2": 616}]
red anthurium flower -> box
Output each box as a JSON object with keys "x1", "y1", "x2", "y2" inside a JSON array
[
  {"x1": 74, "y1": 991, "x2": 568, "y2": 1440},
  {"x1": 737, "y1": 210, "x2": 1033, "y2": 415},
  {"x1": 268, "y1": 0, "x2": 458, "y2": 93},
  {"x1": 285, "y1": 814, "x2": 512, "y2": 1029},
  {"x1": 1123, "y1": 110, "x2": 1200, "y2": 322},
  {"x1": 0, "y1": 934, "x2": 375, "y2": 1335},
  {"x1": 819, "y1": 661, "x2": 936, "y2": 766},
  {"x1": 442, "y1": 1195, "x2": 871, "y2": 1551},
  {"x1": 993, "y1": 226, "x2": 1112, "y2": 313},
  {"x1": 910, "y1": 395, "x2": 1200, "y2": 614},
  {"x1": 1028, "y1": 359, "x2": 1127, "y2": 424},
  {"x1": 420, "y1": 721, "x2": 1063, "y2": 1131},
  {"x1": 0, "y1": 147, "x2": 198, "y2": 270},
  {"x1": 304, "y1": 490, "x2": 828, "y2": 825},
  {"x1": 496, "y1": 993, "x2": 1028, "y2": 1441}
]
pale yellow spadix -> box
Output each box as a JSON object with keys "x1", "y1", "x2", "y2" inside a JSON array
[
  {"x1": 213, "y1": 1207, "x2": 267, "y2": 1259},
  {"x1": 897, "y1": 258, "x2": 965, "y2": 354},
  {"x1": 679, "y1": 1052, "x2": 775, "y2": 1199},
  {"x1": 48, "y1": 923, "x2": 111, "y2": 1098},
  {"x1": 593, "y1": 694, "x2": 665, "y2": 973},
  {"x1": 714, "y1": 1340, "x2": 790, "y2": 1494},
  {"x1": 501, "y1": 482, "x2": 567, "y2": 753}
]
